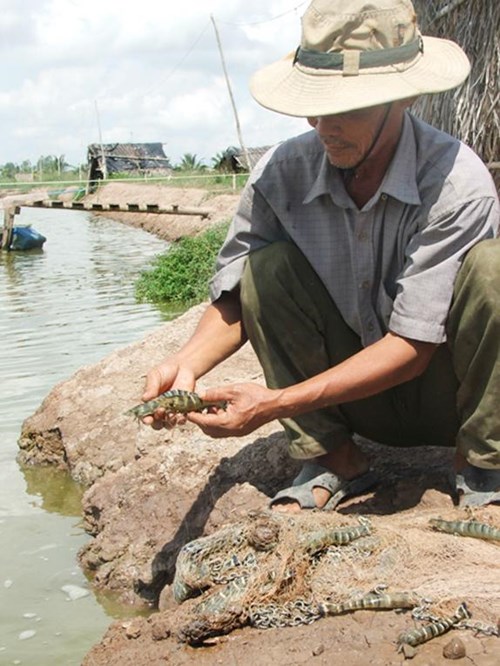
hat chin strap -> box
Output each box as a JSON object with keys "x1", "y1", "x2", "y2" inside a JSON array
[{"x1": 341, "y1": 103, "x2": 392, "y2": 182}]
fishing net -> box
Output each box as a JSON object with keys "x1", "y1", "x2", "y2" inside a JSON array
[{"x1": 169, "y1": 507, "x2": 500, "y2": 645}]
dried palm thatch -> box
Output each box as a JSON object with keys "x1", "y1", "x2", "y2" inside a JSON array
[{"x1": 413, "y1": 0, "x2": 499, "y2": 187}]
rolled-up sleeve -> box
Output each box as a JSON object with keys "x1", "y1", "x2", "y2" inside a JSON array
[
  {"x1": 389, "y1": 196, "x2": 499, "y2": 342},
  {"x1": 209, "y1": 152, "x2": 290, "y2": 301}
]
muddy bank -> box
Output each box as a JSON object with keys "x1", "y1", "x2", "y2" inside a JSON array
[
  {"x1": 18, "y1": 304, "x2": 297, "y2": 603},
  {"x1": 17, "y1": 184, "x2": 500, "y2": 665}
]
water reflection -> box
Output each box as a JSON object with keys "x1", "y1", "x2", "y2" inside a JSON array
[
  {"x1": 0, "y1": 206, "x2": 171, "y2": 664},
  {"x1": 21, "y1": 466, "x2": 84, "y2": 517}
]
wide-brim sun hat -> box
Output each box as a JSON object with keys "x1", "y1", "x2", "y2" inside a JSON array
[{"x1": 250, "y1": 0, "x2": 471, "y2": 117}]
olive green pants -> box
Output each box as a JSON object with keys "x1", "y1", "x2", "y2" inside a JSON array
[{"x1": 240, "y1": 239, "x2": 500, "y2": 469}]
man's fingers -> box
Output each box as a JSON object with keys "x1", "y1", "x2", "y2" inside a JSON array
[
  {"x1": 187, "y1": 411, "x2": 222, "y2": 426},
  {"x1": 143, "y1": 409, "x2": 187, "y2": 430},
  {"x1": 142, "y1": 375, "x2": 162, "y2": 402}
]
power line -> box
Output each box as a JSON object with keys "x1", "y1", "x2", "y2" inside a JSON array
[
  {"x1": 217, "y1": 1, "x2": 308, "y2": 26},
  {"x1": 94, "y1": 3, "x2": 307, "y2": 104},
  {"x1": 141, "y1": 20, "x2": 211, "y2": 96},
  {"x1": 82, "y1": 3, "x2": 308, "y2": 153}
]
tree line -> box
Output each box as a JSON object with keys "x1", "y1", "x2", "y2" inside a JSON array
[
  {"x1": 0, "y1": 147, "x2": 245, "y2": 182},
  {"x1": 0, "y1": 155, "x2": 82, "y2": 180}
]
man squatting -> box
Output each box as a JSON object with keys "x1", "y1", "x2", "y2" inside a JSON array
[{"x1": 142, "y1": 0, "x2": 500, "y2": 511}]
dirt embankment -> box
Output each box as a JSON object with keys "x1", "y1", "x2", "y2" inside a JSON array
[
  {"x1": 83, "y1": 181, "x2": 240, "y2": 241},
  {"x1": 17, "y1": 183, "x2": 500, "y2": 666}
]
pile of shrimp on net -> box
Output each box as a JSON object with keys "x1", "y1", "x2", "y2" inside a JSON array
[{"x1": 170, "y1": 507, "x2": 500, "y2": 647}]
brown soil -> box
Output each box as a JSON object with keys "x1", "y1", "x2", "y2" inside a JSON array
[
  {"x1": 83, "y1": 181, "x2": 241, "y2": 241},
  {"x1": 19, "y1": 182, "x2": 500, "y2": 666}
]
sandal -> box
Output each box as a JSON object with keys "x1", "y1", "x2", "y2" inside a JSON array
[
  {"x1": 455, "y1": 463, "x2": 500, "y2": 507},
  {"x1": 270, "y1": 461, "x2": 378, "y2": 511}
]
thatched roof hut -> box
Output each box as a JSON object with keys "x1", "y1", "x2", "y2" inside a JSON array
[
  {"x1": 215, "y1": 146, "x2": 274, "y2": 173},
  {"x1": 87, "y1": 142, "x2": 172, "y2": 185},
  {"x1": 412, "y1": 0, "x2": 499, "y2": 188}
]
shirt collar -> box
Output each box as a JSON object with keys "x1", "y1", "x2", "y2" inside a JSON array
[
  {"x1": 303, "y1": 111, "x2": 421, "y2": 208},
  {"x1": 381, "y1": 113, "x2": 421, "y2": 205}
]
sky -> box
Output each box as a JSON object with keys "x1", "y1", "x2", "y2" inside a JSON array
[{"x1": 0, "y1": 0, "x2": 311, "y2": 169}]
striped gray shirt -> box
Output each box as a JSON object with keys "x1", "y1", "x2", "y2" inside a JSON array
[{"x1": 210, "y1": 113, "x2": 499, "y2": 346}]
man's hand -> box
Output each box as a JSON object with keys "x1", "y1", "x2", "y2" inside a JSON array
[
  {"x1": 139, "y1": 294, "x2": 247, "y2": 431},
  {"x1": 187, "y1": 382, "x2": 281, "y2": 437},
  {"x1": 141, "y1": 360, "x2": 196, "y2": 429}
]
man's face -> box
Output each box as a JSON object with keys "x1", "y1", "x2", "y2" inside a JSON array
[{"x1": 307, "y1": 105, "x2": 391, "y2": 169}]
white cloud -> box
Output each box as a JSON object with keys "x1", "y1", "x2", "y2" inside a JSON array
[{"x1": 0, "y1": 0, "x2": 307, "y2": 167}]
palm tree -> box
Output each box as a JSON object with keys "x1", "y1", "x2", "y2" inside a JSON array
[
  {"x1": 212, "y1": 147, "x2": 238, "y2": 173},
  {"x1": 176, "y1": 153, "x2": 206, "y2": 171}
]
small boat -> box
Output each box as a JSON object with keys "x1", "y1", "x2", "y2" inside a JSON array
[{"x1": 1, "y1": 224, "x2": 46, "y2": 250}]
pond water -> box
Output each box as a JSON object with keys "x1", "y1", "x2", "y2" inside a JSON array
[{"x1": 0, "y1": 207, "x2": 172, "y2": 665}]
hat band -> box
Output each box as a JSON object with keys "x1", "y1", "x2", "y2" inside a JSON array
[{"x1": 294, "y1": 37, "x2": 423, "y2": 73}]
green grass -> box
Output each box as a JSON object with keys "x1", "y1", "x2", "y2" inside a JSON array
[
  {"x1": 135, "y1": 221, "x2": 231, "y2": 305},
  {"x1": 0, "y1": 171, "x2": 248, "y2": 191},
  {"x1": 105, "y1": 170, "x2": 249, "y2": 191}
]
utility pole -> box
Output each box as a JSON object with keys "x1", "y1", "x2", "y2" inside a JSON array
[
  {"x1": 210, "y1": 14, "x2": 252, "y2": 172},
  {"x1": 94, "y1": 99, "x2": 108, "y2": 179}
]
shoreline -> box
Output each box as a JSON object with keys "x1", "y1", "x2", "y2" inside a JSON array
[{"x1": 14, "y1": 181, "x2": 500, "y2": 666}]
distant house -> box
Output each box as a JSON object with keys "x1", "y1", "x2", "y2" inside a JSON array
[
  {"x1": 219, "y1": 146, "x2": 273, "y2": 173},
  {"x1": 87, "y1": 142, "x2": 172, "y2": 190}
]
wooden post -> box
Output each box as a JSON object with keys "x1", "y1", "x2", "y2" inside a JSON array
[
  {"x1": 95, "y1": 100, "x2": 107, "y2": 180},
  {"x1": 1, "y1": 206, "x2": 17, "y2": 250},
  {"x1": 211, "y1": 15, "x2": 251, "y2": 173}
]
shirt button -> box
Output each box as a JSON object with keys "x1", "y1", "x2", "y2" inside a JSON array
[
  {"x1": 381, "y1": 193, "x2": 388, "y2": 201},
  {"x1": 367, "y1": 322, "x2": 375, "y2": 332},
  {"x1": 357, "y1": 231, "x2": 368, "y2": 241},
  {"x1": 361, "y1": 280, "x2": 370, "y2": 289}
]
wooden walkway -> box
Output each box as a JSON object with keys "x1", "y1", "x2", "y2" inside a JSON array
[{"x1": 1, "y1": 199, "x2": 213, "y2": 250}]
